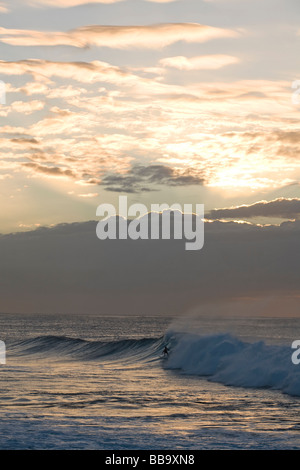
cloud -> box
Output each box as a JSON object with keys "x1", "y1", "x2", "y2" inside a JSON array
[
  {"x1": 78, "y1": 192, "x2": 99, "y2": 197},
  {"x1": 0, "y1": 23, "x2": 239, "y2": 49},
  {"x1": 145, "y1": 0, "x2": 176, "y2": 2},
  {"x1": 225, "y1": 130, "x2": 300, "y2": 145},
  {"x1": 22, "y1": 162, "x2": 77, "y2": 179},
  {"x1": 11, "y1": 137, "x2": 40, "y2": 145},
  {"x1": 206, "y1": 198, "x2": 300, "y2": 220},
  {"x1": 0, "y1": 173, "x2": 12, "y2": 180},
  {"x1": 272, "y1": 130, "x2": 300, "y2": 145},
  {"x1": 0, "y1": 0, "x2": 178, "y2": 9},
  {"x1": 202, "y1": 0, "x2": 247, "y2": 2},
  {"x1": 28, "y1": 0, "x2": 124, "y2": 6},
  {"x1": 0, "y1": 2, "x2": 9, "y2": 12},
  {"x1": 0, "y1": 0, "x2": 125, "y2": 10},
  {"x1": 11, "y1": 100, "x2": 45, "y2": 114},
  {"x1": 0, "y1": 217, "x2": 299, "y2": 314},
  {"x1": 0, "y1": 58, "x2": 296, "y2": 192},
  {"x1": 160, "y1": 54, "x2": 240, "y2": 70},
  {"x1": 102, "y1": 164, "x2": 205, "y2": 192},
  {"x1": 0, "y1": 59, "x2": 142, "y2": 86}
]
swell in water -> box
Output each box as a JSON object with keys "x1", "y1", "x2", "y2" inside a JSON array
[
  {"x1": 9, "y1": 331, "x2": 300, "y2": 397},
  {"x1": 9, "y1": 335, "x2": 165, "y2": 362}
]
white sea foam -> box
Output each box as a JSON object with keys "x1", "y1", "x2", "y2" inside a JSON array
[{"x1": 165, "y1": 331, "x2": 300, "y2": 396}]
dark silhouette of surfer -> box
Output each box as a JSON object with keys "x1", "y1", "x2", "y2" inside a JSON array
[{"x1": 163, "y1": 346, "x2": 169, "y2": 357}]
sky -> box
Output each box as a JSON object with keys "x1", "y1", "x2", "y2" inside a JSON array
[
  {"x1": 0, "y1": 0, "x2": 299, "y2": 232},
  {"x1": 0, "y1": 0, "x2": 299, "y2": 315}
]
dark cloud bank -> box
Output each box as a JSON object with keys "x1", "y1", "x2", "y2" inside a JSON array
[
  {"x1": 206, "y1": 198, "x2": 300, "y2": 220},
  {"x1": 0, "y1": 215, "x2": 299, "y2": 315},
  {"x1": 102, "y1": 165, "x2": 205, "y2": 193}
]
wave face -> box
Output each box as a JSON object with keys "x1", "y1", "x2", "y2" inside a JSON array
[
  {"x1": 164, "y1": 331, "x2": 300, "y2": 397},
  {"x1": 10, "y1": 335, "x2": 165, "y2": 363}
]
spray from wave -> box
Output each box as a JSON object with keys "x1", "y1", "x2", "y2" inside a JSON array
[{"x1": 164, "y1": 329, "x2": 300, "y2": 397}]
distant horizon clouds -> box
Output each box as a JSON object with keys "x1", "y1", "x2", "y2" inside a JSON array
[{"x1": 0, "y1": 216, "x2": 299, "y2": 315}]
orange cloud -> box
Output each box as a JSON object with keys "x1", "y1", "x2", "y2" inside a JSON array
[
  {"x1": 0, "y1": 0, "x2": 177, "y2": 9},
  {"x1": 160, "y1": 54, "x2": 240, "y2": 70},
  {"x1": 77, "y1": 192, "x2": 99, "y2": 197},
  {"x1": 0, "y1": 23, "x2": 239, "y2": 49},
  {"x1": 29, "y1": 0, "x2": 123, "y2": 5},
  {"x1": 0, "y1": 99, "x2": 45, "y2": 116},
  {"x1": 0, "y1": 53, "x2": 297, "y2": 194}
]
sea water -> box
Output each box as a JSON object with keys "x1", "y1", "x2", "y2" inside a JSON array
[{"x1": 0, "y1": 312, "x2": 300, "y2": 449}]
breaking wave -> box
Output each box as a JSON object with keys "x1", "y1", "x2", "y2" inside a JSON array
[
  {"x1": 9, "y1": 330, "x2": 300, "y2": 396},
  {"x1": 164, "y1": 330, "x2": 300, "y2": 397}
]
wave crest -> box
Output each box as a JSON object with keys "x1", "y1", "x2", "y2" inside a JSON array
[{"x1": 10, "y1": 335, "x2": 165, "y2": 362}]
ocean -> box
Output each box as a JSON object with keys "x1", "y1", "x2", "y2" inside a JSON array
[{"x1": 1, "y1": 312, "x2": 300, "y2": 450}]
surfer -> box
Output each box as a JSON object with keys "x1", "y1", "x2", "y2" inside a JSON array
[{"x1": 163, "y1": 346, "x2": 169, "y2": 357}]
